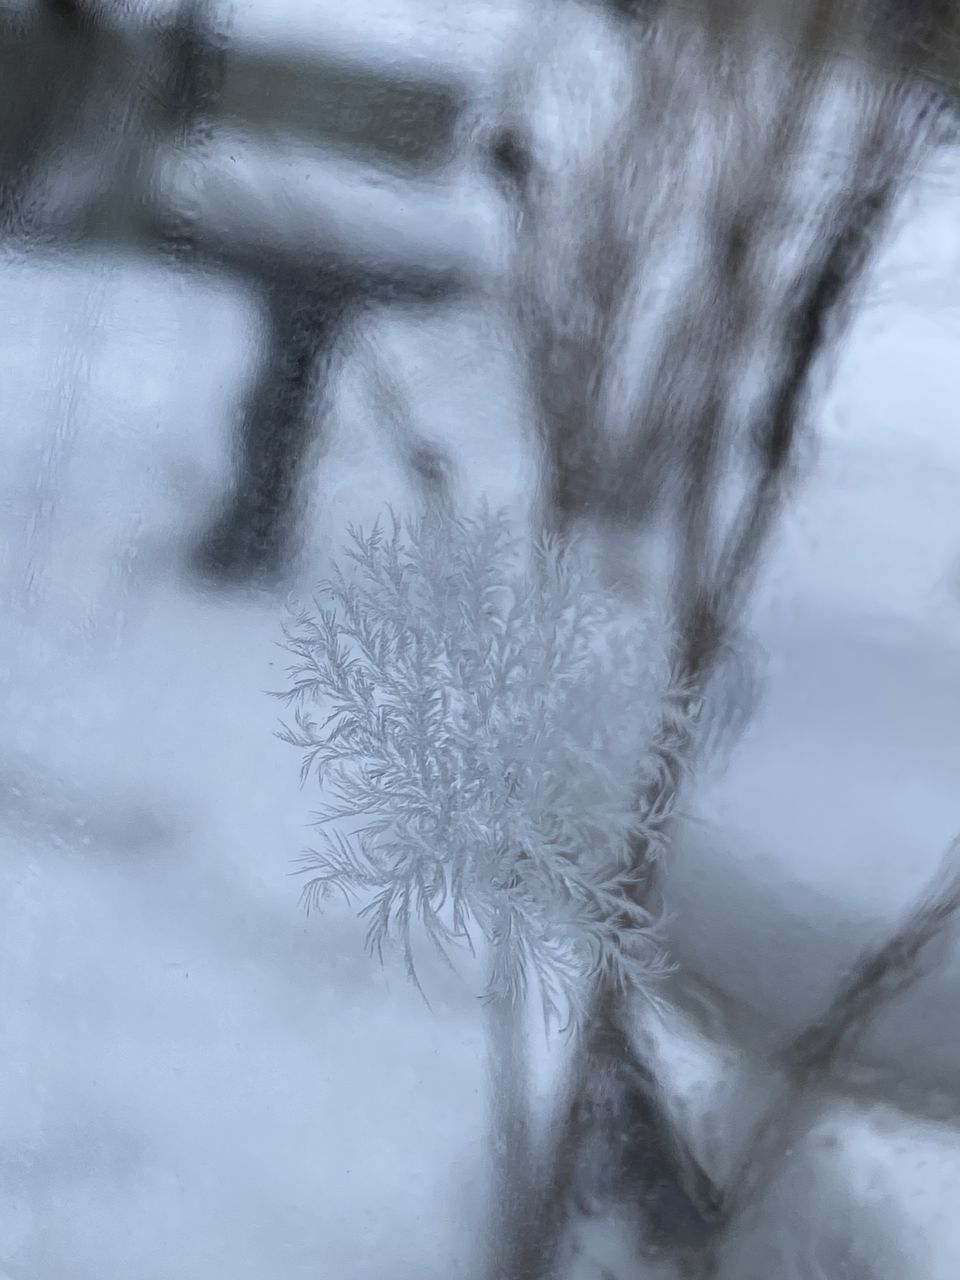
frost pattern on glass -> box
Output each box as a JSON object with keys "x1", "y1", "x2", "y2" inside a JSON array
[{"x1": 276, "y1": 506, "x2": 687, "y2": 1023}]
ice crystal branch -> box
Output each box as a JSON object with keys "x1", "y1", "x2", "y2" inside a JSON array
[{"x1": 275, "y1": 506, "x2": 687, "y2": 1024}]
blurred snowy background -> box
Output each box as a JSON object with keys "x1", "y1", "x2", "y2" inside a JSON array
[{"x1": 2, "y1": 1, "x2": 960, "y2": 1277}]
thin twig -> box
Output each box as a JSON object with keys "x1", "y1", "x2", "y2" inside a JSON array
[
  {"x1": 485, "y1": 988, "x2": 536, "y2": 1280},
  {"x1": 701, "y1": 836, "x2": 960, "y2": 1275},
  {"x1": 499, "y1": 8, "x2": 939, "y2": 1273}
]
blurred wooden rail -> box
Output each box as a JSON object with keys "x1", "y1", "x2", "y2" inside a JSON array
[
  {"x1": 0, "y1": 4, "x2": 464, "y2": 237},
  {"x1": 0, "y1": 1, "x2": 473, "y2": 581},
  {"x1": 1, "y1": 1, "x2": 957, "y2": 260}
]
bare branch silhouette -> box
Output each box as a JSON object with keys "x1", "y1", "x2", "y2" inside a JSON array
[
  {"x1": 492, "y1": 3, "x2": 945, "y2": 1273},
  {"x1": 702, "y1": 835, "x2": 960, "y2": 1276}
]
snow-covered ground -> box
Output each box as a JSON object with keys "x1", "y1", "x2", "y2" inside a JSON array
[
  {"x1": 0, "y1": 253, "x2": 503, "y2": 1279},
  {"x1": 3, "y1": 2, "x2": 960, "y2": 1277}
]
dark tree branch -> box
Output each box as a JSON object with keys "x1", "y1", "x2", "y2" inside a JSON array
[
  {"x1": 701, "y1": 836, "x2": 960, "y2": 1276},
  {"x1": 497, "y1": 5, "x2": 940, "y2": 1272}
]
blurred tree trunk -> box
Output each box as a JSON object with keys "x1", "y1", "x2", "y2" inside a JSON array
[{"x1": 491, "y1": 1, "x2": 949, "y2": 1273}]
